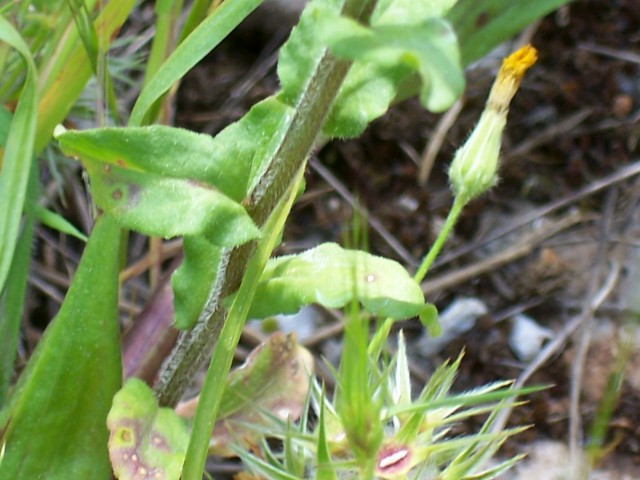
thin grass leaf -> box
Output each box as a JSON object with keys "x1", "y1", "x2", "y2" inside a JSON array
[
  {"x1": 129, "y1": 0, "x2": 264, "y2": 126},
  {"x1": 178, "y1": 0, "x2": 215, "y2": 44},
  {"x1": 234, "y1": 442, "x2": 302, "y2": 480},
  {"x1": 447, "y1": 0, "x2": 574, "y2": 65},
  {"x1": 283, "y1": 420, "x2": 306, "y2": 478},
  {"x1": 0, "y1": 170, "x2": 36, "y2": 405},
  {"x1": 140, "y1": 0, "x2": 184, "y2": 123},
  {"x1": 463, "y1": 453, "x2": 526, "y2": 480},
  {"x1": 0, "y1": 15, "x2": 37, "y2": 295},
  {"x1": 33, "y1": 204, "x2": 88, "y2": 241},
  {"x1": 388, "y1": 384, "x2": 547, "y2": 416},
  {"x1": 316, "y1": 393, "x2": 338, "y2": 480},
  {"x1": 65, "y1": 0, "x2": 120, "y2": 124},
  {"x1": 35, "y1": 0, "x2": 135, "y2": 153}
]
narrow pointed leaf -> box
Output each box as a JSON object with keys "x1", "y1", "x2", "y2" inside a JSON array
[
  {"x1": 447, "y1": 0, "x2": 574, "y2": 65},
  {"x1": 0, "y1": 216, "x2": 122, "y2": 478},
  {"x1": 33, "y1": 204, "x2": 88, "y2": 242},
  {"x1": 130, "y1": 0, "x2": 264, "y2": 126},
  {"x1": 0, "y1": 15, "x2": 37, "y2": 293}
]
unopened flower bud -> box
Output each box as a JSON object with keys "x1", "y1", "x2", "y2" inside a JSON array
[{"x1": 449, "y1": 45, "x2": 537, "y2": 200}]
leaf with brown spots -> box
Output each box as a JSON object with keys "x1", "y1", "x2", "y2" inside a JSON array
[
  {"x1": 175, "y1": 333, "x2": 314, "y2": 458},
  {"x1": 107, "y1": 379, "x2": 189, "y2": 480}
]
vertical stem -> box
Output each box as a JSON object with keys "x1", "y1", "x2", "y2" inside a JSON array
[
  {"x1": 413, "y1": 194, "x2": 468, "y2": 284},
  {"x1": 155, "y1": 0, "x2": 377, "y2": 406},
  {"x1": 368, "y1": 193, "x2": 468, "y2": 359},
  {"x1": 181, "y1": 167, "x2": 304, "y2": 480}
]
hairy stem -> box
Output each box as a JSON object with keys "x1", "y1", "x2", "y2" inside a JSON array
[{"x1": 155, "y1": 0, "x2": 376, "y2": 406}]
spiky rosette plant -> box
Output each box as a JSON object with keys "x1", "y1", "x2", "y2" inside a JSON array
[{"x1": 234, "y1": 329, "x2": 538, "y2": 480}]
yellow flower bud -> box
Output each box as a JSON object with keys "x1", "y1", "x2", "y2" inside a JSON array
[{"x1": 449, "y1": 45, "x2": 537, "y2": 200}]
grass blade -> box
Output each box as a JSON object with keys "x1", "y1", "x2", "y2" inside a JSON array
[
  {"x1": 129, "y1": 0, "x2": 263, "y2": 126},
  {"x1": 0, "y1": 15, "x2": 37, "y2": 294}
]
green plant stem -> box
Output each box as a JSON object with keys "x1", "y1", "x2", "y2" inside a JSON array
[
  {"x1": 181, "y1": 166, "x2": 304, "y2": 480},
  {"x1": 368, "y1": 193, "x2": 468, "y2": 359},
  {"x1": 414, "y1": 193, "x2": 468, "y2": 283},
  {"x1": 155, "y1": 0, "x2": 377, "y2": 406}
]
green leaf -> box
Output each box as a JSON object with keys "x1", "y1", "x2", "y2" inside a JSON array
[
  {"x1": 0, "y1": 105, "x2": 12, "y2": 147},
  {"x1": 33, "y1": 204, "x2": 88, "y2": 242},
  {"x1": 447, "y1": 0, "x2": 574, "y2": 65},
  {"x1": 234, "y1": 242, "x2": 434, "y2": 323},
  {"x1": 0, "y1": 215, "x2": 122, "y2": 478},
  {"x1": 107, "y1": 379, "x2": 190, "y2": 480},
  {"x1": 0, "y1": 182, "x2": 35, "y2": 405},
  {"x1": 56, "y1": 127, "x2": 261, "y2": 246},
  {"x1": 372, "y1": 0, "x2": 457, "y2": 23},
  {"x1": 316, "y1": 393, "x2": 338, "y2": 480},
  {"x1": 87, "y1": 159, "x2": 259, "y2": 246},
  {"x1": 171, "y1": 236, "x2": 222, "y2": 330},
  {"x1": 167, "y1": 97, "x2": 292, "y2": 328},
  {"x1": 130, "y1": 0, "x2": 264, "y2": 126},
  {"x1": 276, "y1": 0, "x2": 342, "y2": 106},
  {"x1": 278, "y1": 1, "x2": 463, "y2": 138},
  {"x1": 321, "y1": 16, "x2": 463, "y2": 115},
  {"x1": 35, "y1": 0, "x2": 136, "y2": 153},
  {"x1": 181, "y1": 164, "x2": 306, "y2": 478},
  {"x1": 57, "y1": 125, "x2": 246, "y2": 201},
  {"x1": 0, "y1": 15, "x2": 37, "y2": 294}
]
